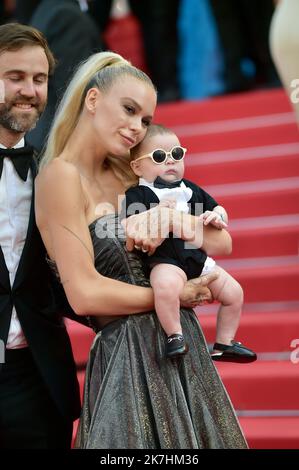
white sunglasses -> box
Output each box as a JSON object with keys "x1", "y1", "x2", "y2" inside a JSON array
[{"x1": 133, "y1": 146, "x2": 187, "y2": 165}]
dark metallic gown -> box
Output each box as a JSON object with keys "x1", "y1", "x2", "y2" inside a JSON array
[{"x1": 58, "y1": 214, "x2": 248, "y2": 449}]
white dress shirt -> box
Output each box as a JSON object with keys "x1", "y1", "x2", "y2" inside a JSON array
[{"x1": 0, "y1": 138, "x2": 31, "y2": 349}]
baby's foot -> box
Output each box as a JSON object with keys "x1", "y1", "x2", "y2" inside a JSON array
[
  {"x1": 166, "y1": 333, "x2": 189, "y2": 358},
  {"x1": 211, "y1": 341, "x2": 257, "y2": 363}
]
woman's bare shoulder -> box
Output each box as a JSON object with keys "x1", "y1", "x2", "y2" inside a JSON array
[
  {"x1": 35, "y1": 158, "x2": 86, "y2": 217},
  {"x1": 36, "y1": 158, "x2": 81, "y2": 188}
]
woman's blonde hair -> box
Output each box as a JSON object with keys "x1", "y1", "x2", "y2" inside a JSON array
[{"x1": 40, "y1": 51, "x2": 156, "y2": 185}]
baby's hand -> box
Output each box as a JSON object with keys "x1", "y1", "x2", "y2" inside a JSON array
[
  {"x1": 159, "y1": 198, "x2": 177, "y2": 209},
  {"x1": 202, "y1": 210, "x2": 227, "y2": 229}
]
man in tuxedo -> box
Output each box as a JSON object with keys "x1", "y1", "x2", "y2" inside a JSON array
[{"x1": 0, "y1": 22, "x2": 81, "y2": 449}]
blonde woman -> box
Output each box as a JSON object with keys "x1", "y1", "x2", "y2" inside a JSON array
[{"x1": 35, "y1": 51, "x2": 247, "y2": 449}]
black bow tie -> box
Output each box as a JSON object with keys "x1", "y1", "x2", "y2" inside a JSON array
[
  {"x1": 0, "y1": 145, "x2": 34, "y2": 181},
  {"x1": 153, "y1": 176, "x2": 182, "y2": 189}
]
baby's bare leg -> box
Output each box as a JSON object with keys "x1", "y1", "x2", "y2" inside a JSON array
[
  {"x1": 208, "y1": 266, "x2": 244, "y2": 346},
  {"x1": 150, "y1": 264, "x2": 187, "y2": 336}
]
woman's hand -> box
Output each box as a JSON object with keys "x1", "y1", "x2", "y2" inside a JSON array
[
  {"x1": 179, "y1": 271, "x2": 218, "y2": 308},
  {"x1": 122, "y1": 203, "x2": 173, "y2": 255}
]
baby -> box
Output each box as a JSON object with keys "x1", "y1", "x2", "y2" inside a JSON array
[{"x1": 122, "y1": 124, "x2": 256, "y2": 362}]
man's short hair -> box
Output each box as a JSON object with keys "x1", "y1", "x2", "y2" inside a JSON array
[{"x1": 0, "y1": 22, "x2": 55, "y2": 75}]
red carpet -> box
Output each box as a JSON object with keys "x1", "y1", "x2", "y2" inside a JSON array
[{"x1": 67, "y1": 87, "x2": 299, "y2": 449}]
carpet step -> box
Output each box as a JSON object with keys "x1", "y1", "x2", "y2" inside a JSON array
[
  {"x1": 204, "y1": 178, "x2": 299, "y2": 219},
  {"x1": 156, "y1": 89, "x2": 293, "y2": 127},
  {"x1": 217, "y1": 255, "x2": 299, "y2": 303},
  {"x1": 217, "y1": 190, "x2": 299, "y2": 219},
  {"x1": 199, "y1": 309, "x2": 299, "y2": 353},
  {"x1": 215, "y1": 361, "x2": 299, "y2": 411},
  {"x1": 231, "y1": 227, "x2": 299, "y2": 259},
  {"x1": 181, "y1": 121, "x2": 299, "y2": 155},
  {"x1": 239, "y1": 416, "x2": 299, "y2": 449},
  {"x1": 185, "y1": 147, "x2": 299, "y2": 186},
  {"x1": 225, "y1": 215, "x2": 299, "y2": 259}
]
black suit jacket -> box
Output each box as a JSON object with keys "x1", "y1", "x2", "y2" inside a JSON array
[
  {"x1": 0, "y1": 154, "x2": 81, "y2": 421},
  {"x1": 28, "y1": 0, "x2": 102, "y2": 151}
]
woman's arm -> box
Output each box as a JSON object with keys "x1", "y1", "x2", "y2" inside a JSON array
[
  {"x1": 123, "y1": 205, "x2": 232, "y2": 257},
  {"x1": 35, "y1": 161, "x2": 216, "y2": 316},
  {"x1": 174, "y1": 211, "x2": 232, "y2": 256},
  {"x1": 35, "y1": 160, "x2": 155, "y2": 316}
]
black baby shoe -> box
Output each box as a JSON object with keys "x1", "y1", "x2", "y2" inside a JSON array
[
  {"x1": 166, "y1": 334, "x2": 189, "y2": 358},
  {"x1": 211, "y1": 341, "x2": 257, "y2": 363}
]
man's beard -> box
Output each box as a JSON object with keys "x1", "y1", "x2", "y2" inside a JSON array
[{"x1": 0, "y1": 99, "x2": 45, "y2": 133}]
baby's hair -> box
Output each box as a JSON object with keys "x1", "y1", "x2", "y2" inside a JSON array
[{"x1": 130, "y1": 123, "x2": 176, "y2": 161}]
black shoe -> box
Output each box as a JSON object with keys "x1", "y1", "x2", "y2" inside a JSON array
[
  {"x1": 211, "y1": 341, "x2": 257, "y2": 363},
  {"x1": 166, "y1": 334, "x2": 188, "y2": 358}
]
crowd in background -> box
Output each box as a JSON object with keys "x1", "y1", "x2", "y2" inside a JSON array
[
  {"x1": 1, "y1": 0, "x2": 284, "y2": 149},
  {"x1": 0, "y1": 0, "x2": 280, "y2": 100}
]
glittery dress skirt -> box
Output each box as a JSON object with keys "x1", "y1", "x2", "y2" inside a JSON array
[{"x1": 73, "y1": 215, "x2": 247, "y2": 449}]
